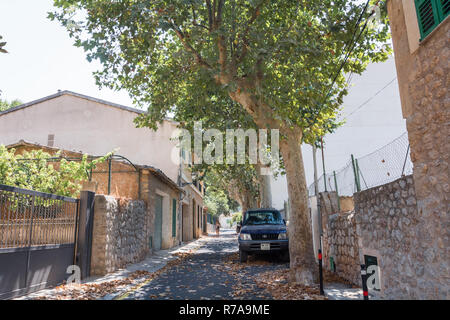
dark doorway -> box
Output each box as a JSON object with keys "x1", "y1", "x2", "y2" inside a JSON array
[{"x1": 154, "y1": 195, "x2": 163, "y2": 250}]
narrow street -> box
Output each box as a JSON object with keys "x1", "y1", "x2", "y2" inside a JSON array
[
  {"x1": 120, "y1": 230, "x2": 282, "y2": 300},
  {"x1": 18, "y1": 229, "x2": 355, "y2": 300}
]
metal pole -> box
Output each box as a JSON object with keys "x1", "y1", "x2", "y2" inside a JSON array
[
  {"x1": 401, "y1": 144, "x2": 410, "y2": 176},
  {"x1": 360, "y1": 264, "x2": 369, "y2": 300},
  {"x1": 357, "y1": 160, "x2": 369, "y2": 189},
  {"x1": 351, "y1": 154, "x2": 361, "y2": 192},
  {"x1": 107, "y1": 157, "x2": 112, "y2": 195},
  {"x1": 319, "y1": 249, "x2": 324, "y2": 295},
  {"x1": 25, "y1": 195, "x2": 36, "y2": 287},
  {"x1": 355, "y1": 158, "x2": 363, "y2": 190},
  {"x1": 333, "y1": 171, "x2": 340, "y2": 212},
  {"x1": 312, "y1": 145, "x2": 323, "y2": 236},
  {"x1": 313, "y1": 145, "x2": 324, "y2": 295},
  {"x1": 320, "y1": 137, "x2": 327, "y2": 192}
]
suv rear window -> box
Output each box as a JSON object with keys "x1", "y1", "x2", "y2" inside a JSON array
[{"x1": 243, "y1": 211, "x2": 283, "y2": 226}]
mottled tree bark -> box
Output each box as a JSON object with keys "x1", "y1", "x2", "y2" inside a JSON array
[
  {"x1": 256, "y1": 164, "x2": 272, "y2": 208},
  {"x1": 279, "y1": 128, "x2": 318, "y2": 285}
]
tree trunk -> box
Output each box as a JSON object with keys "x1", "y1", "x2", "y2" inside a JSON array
[
  {"x1": 240, "y1": 189, "x2": 257, "y2": 217},
  {"x1": 256, "y1": 165, "x2": 272, "y2": 208},
  {"x1": 226, "y1": 85, "x2": 316, "y2": 284},
  {"x1": 279, "y1": 128, "x2": 318, "y2": 285}
]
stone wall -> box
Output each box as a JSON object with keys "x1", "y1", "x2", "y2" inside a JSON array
[
  {"x1": 324, "y1": 212, "x2": 361, "y2": 285},
  {"x1": 91, "y1": 195, "x2": 150, "y2": 275},
  {"x1": 354, "y1": 175, "x2": 438, "y2": 299},
  {"x1": 318, "y1": 192, "x2": 339, "y2": 249},
  {"x1": 388, "y1": 0, "x2": 449, "y2": 299},
  {"x1": 318, "y1": 192, "x2": 360, "y2": 285}
]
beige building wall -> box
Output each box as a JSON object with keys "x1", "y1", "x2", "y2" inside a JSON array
[
  {"x1": 0, "y1": 91, "x2": 203, "y2": 249},
  {"x1": 387, "y1": 0, "x2": 449, "y2": 299},
  {"x1": 0, "y1": 93, "x2": 180, "y2": 182}
]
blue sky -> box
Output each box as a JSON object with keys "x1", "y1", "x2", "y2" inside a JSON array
[{"x1": 0, "y1": 0, "x2": 135, "y2": 106}]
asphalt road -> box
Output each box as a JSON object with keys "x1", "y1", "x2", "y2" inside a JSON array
[{"x1": 122, "y1": 230, "x2": 289, "y2": 300}]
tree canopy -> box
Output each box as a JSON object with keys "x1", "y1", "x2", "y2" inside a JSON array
[
  {"x1": 0, "y1": 98, "x2": 22, "y2": 112},
  {"x1": 0, "y1": 35, "x2": 7, "y2": 54},
  {"x1": 50, "y1": 0, "x2": 391, "y2": 284},
  {"x1": 50, "y1": 0, "x2": 389, "y2": 140}
]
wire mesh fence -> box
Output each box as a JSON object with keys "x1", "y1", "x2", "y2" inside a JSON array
[{"x1": 308, "y1": 132, "x2": 413, "y2": 197}]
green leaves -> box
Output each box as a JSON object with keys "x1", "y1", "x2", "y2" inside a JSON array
[
  {"x1": 50, "y1": 0, "x2": 391, "y2": 170},
  {"x1": 0, "y1": 35, "x2": 7, "y2": 54},
  {"x1": 0, "y1": 98, "x2": 22, "y2": 112},
  {"x1": 0, "y1": 146, "x2": 110, "y2": 197}
]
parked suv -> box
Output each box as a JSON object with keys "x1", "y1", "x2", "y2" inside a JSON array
[{"x1": 238, "y1": 209, "x2": 289, "y2": 262}]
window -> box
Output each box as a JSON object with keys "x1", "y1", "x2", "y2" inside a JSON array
[
  {"x1": 415, "y1": 0, "x2": 449, "y2": 40},
  {"x1": 243, "y1": 210, "x2": 284, "y2": 226},
  {"x1": 172, "y1": 198, "x2": 177, "y2": 237},
  {"x1": 47, "y1": 134, "x2": 55, "y2": 147}
]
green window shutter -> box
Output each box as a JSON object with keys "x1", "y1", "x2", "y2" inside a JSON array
[
  {"x1": 437, "y1": 0, "x2": 450, "y2": 20},
  {"x1": 415, "y1": 0, "x2": 440, "y2": 39},
  {"x1": 172, "y1": 199, "x2": 177, "y2": 237}
]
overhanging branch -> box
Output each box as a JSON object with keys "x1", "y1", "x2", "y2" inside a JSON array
[{"x1": 170, "y1": 21, "x2": 212, "y2": 70}]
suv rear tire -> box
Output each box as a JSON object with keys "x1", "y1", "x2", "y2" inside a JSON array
[{"x1": 239, "y1": 249, "x2": 248, "y2": 263}]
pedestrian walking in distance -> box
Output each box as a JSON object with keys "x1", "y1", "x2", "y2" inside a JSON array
[{"x1": 215, "y1": 220, "x2": 220, "y2": 237}]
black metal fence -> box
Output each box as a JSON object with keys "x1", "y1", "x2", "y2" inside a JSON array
[
  {"x1": 0, "y1": 184, "x2": 78, "y2": 248},
  {"x1": 0, "y1": 184, "x2": 81, "y2": 299}
]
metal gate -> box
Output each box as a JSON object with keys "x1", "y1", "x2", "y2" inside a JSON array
[{"x1": 0, "y1": 184, "x2": 79, "y2": 299}]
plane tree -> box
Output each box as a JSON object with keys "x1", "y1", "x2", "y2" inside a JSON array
[{"x1": 50, "y1": 0, "x2": 391, "y2": 284}]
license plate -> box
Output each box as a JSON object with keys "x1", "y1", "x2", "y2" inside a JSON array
[{"x1": 261, "y1": 243, "x2": 270, "y2": 250}]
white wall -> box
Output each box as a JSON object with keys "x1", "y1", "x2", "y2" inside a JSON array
[
  {"x1": 0, "y1": 94, "x2": 181, "y2": 183},
  {"x1": 271, "y1": 57, "x2": 407, "y2": 209}
]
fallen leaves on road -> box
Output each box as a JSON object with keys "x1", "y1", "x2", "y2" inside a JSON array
[
  {"x1": 323, "y1": 270, "x2": 360, "y2": 288},
  {"x1": 33, "y1": 274, "x2": 137, "y2": 300},
  {"x1": 219, "y1": 252, "x2": 327, "y2": 300},
  {"x1": 253, "y1": 269, "x2": 327, "y2": 300},
  {"x1": 32, "y1": 249, "x2": 198, "y2": 300}
]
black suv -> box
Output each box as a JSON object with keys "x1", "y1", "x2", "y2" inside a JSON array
[{"x1": 238, "y1": 209, "x2": 289, "y2": 262}]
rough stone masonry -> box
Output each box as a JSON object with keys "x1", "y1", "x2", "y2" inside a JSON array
[
  {"x1": 91, "y1": 195, "x2": 150, "y2": 275},
  {"x1": 387, "y1": 0, "x2": 449, "y2": 300},
  {"x1": 354, "y1": 175, "x2": 448, "y2": 299}
]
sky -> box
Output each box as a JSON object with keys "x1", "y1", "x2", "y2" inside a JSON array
[{"x1": 0, "y1": 0, "x2": 135, "y2": 106}]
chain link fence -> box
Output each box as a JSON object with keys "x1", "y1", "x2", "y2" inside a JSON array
[{"x1": 309, "y1": 132, "x2": 413, "y2": 197}]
